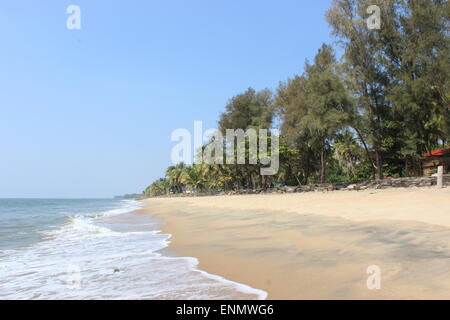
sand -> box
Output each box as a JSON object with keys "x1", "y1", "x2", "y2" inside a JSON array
[{"x1": 139, "y1": 187, "x2": 450, "y2": 300}]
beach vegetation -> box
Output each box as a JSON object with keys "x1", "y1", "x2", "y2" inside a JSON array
[{"x1": 143, "y1": 0, "x2": 449, "y2": 197}]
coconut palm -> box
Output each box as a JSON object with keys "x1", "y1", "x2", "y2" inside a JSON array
[
  {"x1": 181, "y1": 165, "x2": 207, "y2": 193},
  {"x1": 165, "y1": 162, "x2": 186, "y2": 193},
  {"x1": 333, "y1": 130, "x2": 362, "y2": 179},
  {"x1": 143, "y1": 178, "x2": 169, "y2": 197}
]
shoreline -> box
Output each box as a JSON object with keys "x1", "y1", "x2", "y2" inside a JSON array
[{"x1": 139, "y1": 187, "x2": 450, "y2": 299}]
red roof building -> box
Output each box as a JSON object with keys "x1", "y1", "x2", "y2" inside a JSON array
[{"x1": 422, "y1": 147, "x2": 450, "y2": 176}]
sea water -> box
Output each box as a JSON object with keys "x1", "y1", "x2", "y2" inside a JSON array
[{"x1": 0, "y1": 199, "x2": 266, "y2": 300}]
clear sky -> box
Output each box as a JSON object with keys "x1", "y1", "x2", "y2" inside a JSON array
[{"x1": 0, "y1": 0, "x2": 334, "y2": 198}]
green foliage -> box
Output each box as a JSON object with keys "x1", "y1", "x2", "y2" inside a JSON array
[
  {"x1": 219, "y1": 88, "x2": 274, "y2": 132},
  {"x1": 143, "y1": 178, "x2": 170, "y2": 197},
  {"x1": 355, "y1": 162, "x2": 375, "y2": 181},
  {"x1": 143, "y1": 0, "x2": 450, "y2": 197}
]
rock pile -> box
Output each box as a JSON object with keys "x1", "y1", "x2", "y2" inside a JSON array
[{"x1": 275, "y1": 175, "x2": 449, "y2": 194}]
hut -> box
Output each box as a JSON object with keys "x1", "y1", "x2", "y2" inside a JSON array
[{"x1": 421, "y1": 147, "x2": 450, "y2": 176}]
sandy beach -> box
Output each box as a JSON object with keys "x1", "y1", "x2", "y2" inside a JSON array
[{"x1": 140, "y1": 187, "x2": 450, "y2": 300}]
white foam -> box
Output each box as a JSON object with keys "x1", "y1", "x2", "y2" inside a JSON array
[
  {"x1": 0, "y1": 200, "x2": 267, "y2": 300},
  {"x1": 158, "y1": 255, "x2": 268, "y2": 300}
]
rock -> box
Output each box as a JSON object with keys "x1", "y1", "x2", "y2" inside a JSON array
[
  {"x1": 286, "y1": 187, "x2": 297, "y2": 193},
  {"x1": 418, "y1": 180, "x2": 433, "y2": 187}
]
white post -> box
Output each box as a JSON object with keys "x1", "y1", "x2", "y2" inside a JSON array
[{"x1": 437, "y1": 166, "x2": 444, "y2": 189}]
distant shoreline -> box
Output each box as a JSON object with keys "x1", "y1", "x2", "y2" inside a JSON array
[{"x1": 140, "y1": 187, "x2": 450, "y2": 299}]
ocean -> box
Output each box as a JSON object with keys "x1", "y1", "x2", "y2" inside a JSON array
[{"x1": 0, "y1": 199, "x2": 266, "y2": 300}]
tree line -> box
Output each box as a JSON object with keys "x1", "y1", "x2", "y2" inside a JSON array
[{"x1": 144, "y1": 0, "x2": 449, "y2": 197}]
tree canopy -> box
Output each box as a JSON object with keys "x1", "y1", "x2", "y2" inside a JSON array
[{"x1": 144, "y1": 0, "x2": 449, "y2": 197}]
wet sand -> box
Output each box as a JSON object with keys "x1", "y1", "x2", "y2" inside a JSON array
[{"x1": 140, "y1": 187, "x2": 450, "y2": 299}]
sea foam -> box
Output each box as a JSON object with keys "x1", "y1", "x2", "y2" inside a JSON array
[{"x1": 0, "y1": 200, "x2": 266, "y2": 300}]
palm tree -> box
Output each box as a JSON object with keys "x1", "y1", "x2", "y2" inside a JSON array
[
  {"x1": 144, "y1": 178, "x2": 170, "y2": 197},
  {"x1": 166, "y1": 162, "x2": 186, "y2": 193},
  {"x1": 333, "y1": 130, "x2": 361, "y2": 179},
  {"x1": 181, "y1": 165, "x2": 206, "y2": 193}
]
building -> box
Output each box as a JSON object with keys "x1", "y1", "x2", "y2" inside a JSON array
[{"x1": 422, "y1": 147, "x2": 450, "y2": 176}]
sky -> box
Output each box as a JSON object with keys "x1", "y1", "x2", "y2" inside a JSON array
[{"x1": 0, "y1": 0, "x2": 335, "y2": 198}]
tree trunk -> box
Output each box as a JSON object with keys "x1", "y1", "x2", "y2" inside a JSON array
[
  {"x1": 354, "y1": 127, "x2": 376, "y2": 171},
  {"x1": 374, "y1": 146, "x2": 383, "y2": 180},
  {"x1": 294, "y1": 174, "x2": 302, "y2": 186},
  {"x1": 320, "y1": 147, "x2": 325, "y2": 184}
]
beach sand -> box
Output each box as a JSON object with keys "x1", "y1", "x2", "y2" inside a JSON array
[{"x1": 140, "y1": 187, "x2": 450, "y2": 299}]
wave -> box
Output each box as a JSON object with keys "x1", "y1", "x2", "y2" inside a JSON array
[{"x1": 0, "y1": 199, "x2": 267, "y2": 300}]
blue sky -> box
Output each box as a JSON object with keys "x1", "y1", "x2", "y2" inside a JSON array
[{"x1": 0, "y1": 0, "x2": 334, "y2": 198}]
